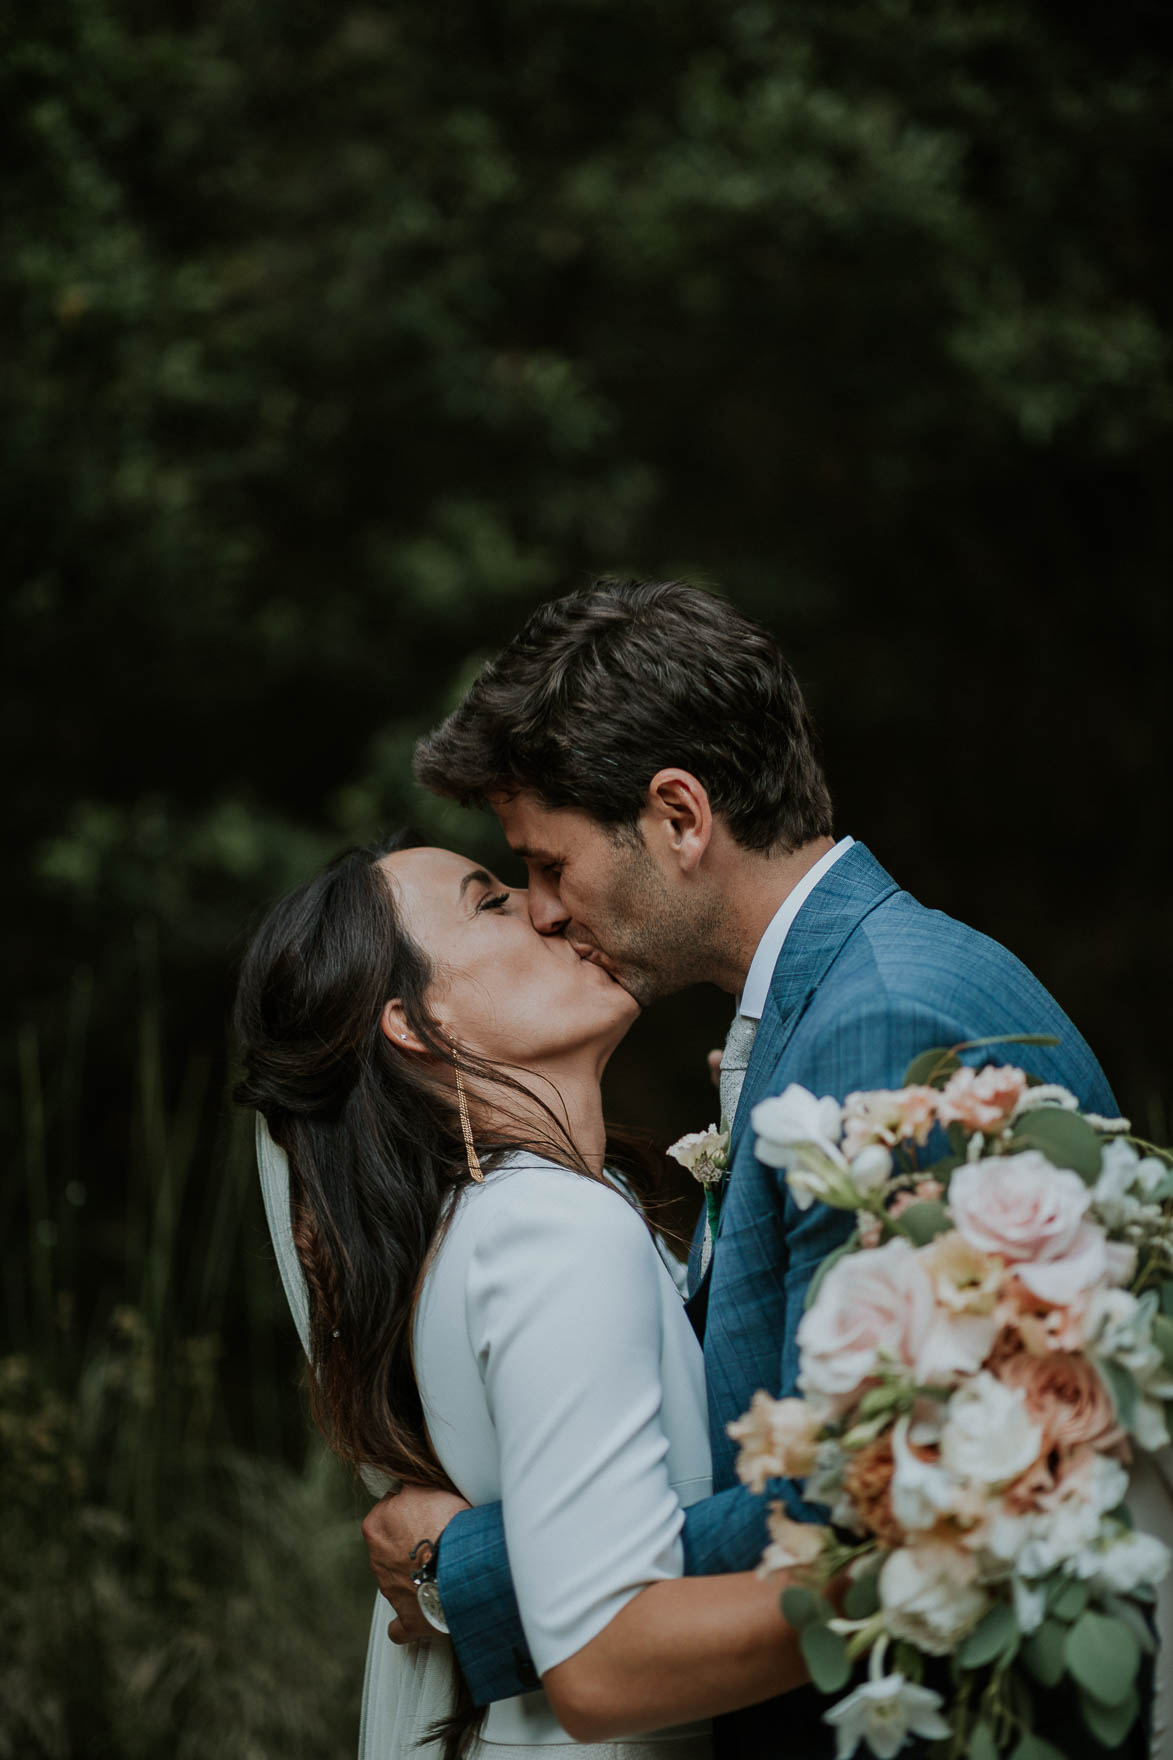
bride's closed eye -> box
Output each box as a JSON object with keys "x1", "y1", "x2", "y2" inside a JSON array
[{"x1": 477, "y1": 892, "x2": 511, "y2": 914}]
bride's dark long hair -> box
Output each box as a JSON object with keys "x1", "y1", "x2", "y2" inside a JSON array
[{"x1": 234, "y1": 831, "x2": 665, "y2": 1488}]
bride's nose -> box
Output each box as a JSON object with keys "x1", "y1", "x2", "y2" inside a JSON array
[{"x1": 526, "y1": 871, "x2": 569, "y2": 937}]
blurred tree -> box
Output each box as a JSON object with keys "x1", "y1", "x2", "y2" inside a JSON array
[{"x1": 3, "y1": 0, "x2": 1171, "y2": 1212}]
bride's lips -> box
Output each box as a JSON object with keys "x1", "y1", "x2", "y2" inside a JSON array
[{"x1": 568, "y1": 940, "x2": 620, "y2": 982}]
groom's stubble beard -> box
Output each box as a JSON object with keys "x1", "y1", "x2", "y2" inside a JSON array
[{"x1": 594, "y1": 835, "x2": 727, "y2": 1009}]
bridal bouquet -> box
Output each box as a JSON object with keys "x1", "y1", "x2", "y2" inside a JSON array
[{"x1": 730, "y1": 1040, "x2": 1173, "y2": 1760}]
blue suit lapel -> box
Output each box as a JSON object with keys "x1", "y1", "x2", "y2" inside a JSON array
[
  {"x1": 728, "y1": 843, "x2": 902, "y2": 1160},
  {"x1": 686, "y1": 843, "x2": 900, "y2": 1315}
]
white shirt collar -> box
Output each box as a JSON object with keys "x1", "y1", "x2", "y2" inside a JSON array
[{"x1": 737, "y1": 836, "x2": 855, "y2": 1021}]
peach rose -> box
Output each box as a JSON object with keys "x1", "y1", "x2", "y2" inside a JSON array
[
  {"x1": 949, "y1": 1151, "x2": 1111, "y2": 1305},
  {"x1": 843, "y1": 1433, "x2": 904, "y2": 1548},
  {"x1": 796, "y1": 1237, "x2": 936, "y2": 1405},
  {"x1": 759, "y1": 1504, "x2": 829, "y2": 1576},
  {"x1": 995, "y1": 1351, "x2": 1122, "y2": 1451},
  {"x1": 842, "y1": 1085, "x2": 939, "y2": 1157},
  {"x1": 937, "y1": 1064, "x2": 1028, "y2": 1134}
]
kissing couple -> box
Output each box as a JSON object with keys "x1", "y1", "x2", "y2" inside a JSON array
[{"x1": 236, "y1": 580, "x2": 1117, "y2": 1760}]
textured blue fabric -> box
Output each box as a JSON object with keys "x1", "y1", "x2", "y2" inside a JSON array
[{"x1": 437, "y1": 844, "x2": 1117, "y2": 1745}]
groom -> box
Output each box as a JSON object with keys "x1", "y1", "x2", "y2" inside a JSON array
[{"x1": 364, "y1": 579, "x2": 1116, "y2": 1757}]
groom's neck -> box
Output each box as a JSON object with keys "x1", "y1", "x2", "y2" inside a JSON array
[{"x1": 705, "y1": 834, "x2": 836, "y2": 997}]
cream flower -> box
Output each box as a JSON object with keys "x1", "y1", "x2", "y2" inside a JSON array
[
  {"x1": 667, "y1": 1123, "x2": 728, "y2": 1189},
  {"x1": 728, "y1": 1391, "x2": 821, "y2": 1491},
  {"x1": 842, "y1": 1086, "x2": 938, "y2": 1158},
  {"x1": 879, "y1": 1541, "x2": 990, "y2": 1655},
  {"x1": 759, "y1": 1504, "x2": 829, "y2": 1575},
  {"x1": 824, "y1": 1674, "x2": 951, "y2": 1760},
  {"x1": 752, "y1": 1086, "x2": 855, "y2": 1210},
  {"x1": 921, "y1": 1231, "x2": 1003, "y2": 1315},
  {"x1": 939, "y1": 1372, "x2": 1043, "y2": 1486}
]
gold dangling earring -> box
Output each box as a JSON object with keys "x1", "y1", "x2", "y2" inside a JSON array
[{"x1": 453, "y1": 1054, "x2": 484, "y2": 1183}]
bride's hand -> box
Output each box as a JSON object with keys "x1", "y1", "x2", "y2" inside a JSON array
[{"x1": 362, "y1": 1483, "x2": 470, "y2": 1643}]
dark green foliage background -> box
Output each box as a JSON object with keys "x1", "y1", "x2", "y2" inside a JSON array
[{"x1": 2, "y1": 2, "x2": 1171, "y2": 1753}]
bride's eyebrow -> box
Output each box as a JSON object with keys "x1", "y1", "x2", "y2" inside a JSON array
[{"x1": 458, "y1": 868, "x2": 496, "y2": 901}]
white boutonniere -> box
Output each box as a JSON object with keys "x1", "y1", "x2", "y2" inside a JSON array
[{"x1": 668, "y1": 1123, "x2": 730, "y2": 1247}]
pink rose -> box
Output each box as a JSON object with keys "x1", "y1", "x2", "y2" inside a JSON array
[
  {"x1": 950, "y1": 1152, "x2": 1111, "y2": 1305},
  {"x1": 937, "y1": 1065, "x2": 1028, "y2": 1135},
  {"x1": 797, "y1": 1237, "x2": 936, "y2": 1406}
]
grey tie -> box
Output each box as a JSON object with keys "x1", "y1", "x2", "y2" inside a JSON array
[{"x1": 720, "y1": 1012, "x2": 759, "y2": 1131}]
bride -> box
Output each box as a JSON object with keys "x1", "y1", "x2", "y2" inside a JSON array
[{"x1": 235, "y1": 837, "x2": 810, "y2": 1760}]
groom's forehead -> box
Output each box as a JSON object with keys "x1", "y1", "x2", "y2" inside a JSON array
[{"x1": 491, "y1": 791, "x2": 607, "y2": 857}]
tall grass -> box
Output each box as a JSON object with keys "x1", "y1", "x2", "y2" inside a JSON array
[{"x1": 3, "y1": 956, "x2": 372, "y2": 1760}]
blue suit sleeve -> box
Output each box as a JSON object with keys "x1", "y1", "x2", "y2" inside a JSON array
[{"x1": 437, "y1": 1501, "x2": 538, "y2": 1704}]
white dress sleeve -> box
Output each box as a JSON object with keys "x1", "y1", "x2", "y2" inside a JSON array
[{"x1": 465, "y1": 1164, "x2": 686, "y2": 1677}]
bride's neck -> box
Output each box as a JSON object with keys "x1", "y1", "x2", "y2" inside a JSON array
[{"x1": 480, "y1": 1055, "x2": 609, "y2": 1177}]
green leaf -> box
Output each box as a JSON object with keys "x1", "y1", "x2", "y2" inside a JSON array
[
  {"x1": 1066, "y1": 1611, "x2": 1140, "y2": 1705},
  {"x1": 1011, "y1": 1737, "x2": 1066, "y2": 1760},
  {"x1": 959, "y1": 1600, "x2": 1018, "y2": 1669},
  {"x1": 945, "y1": 1121, "x2": 968, "y2": 1158},
  {"x1": 803, "y1": 1239, "x2": 856, "y2": 1311},
  {"x1": 894, "y1": 1199, "x2": 951, "y2": 1245},
  {"x1": 903, "y1": 1047, "x2": 960, "y2": 1088},
  {"x1": 1020, "y1": 1617, "x2": 1068, "y2": 1687},
  {"x1": 1160, "y1": 1280, "x2": 1173, "y2": 1318},
  {"x1": 1079, "y1": 1684, "x2": 1141, "y2": 1749},
  {"x1": 970, "y1": 1722, "x2": 999, "y2": 1760},
  {"x1": 1101, "y1": 1594, "x2": 1157, "y2": 1656},
  {"x1": 800, "y1": 1620, "x2": 852, "y2": 1694},
  {"x1": 843, "y1": 1570, "x2": 881, "y2": 1620},
  {"x1": 1099, "y1": 1358, "x2": 1140, "y2": 1430},
  {"x1": 781, "y1": 1586, "x2": 825, "y2": 1631},
  {"x1": 1012, "y1": 1107, "x2": 1103, "y2": 1180},
  {"x1": 1151, "y1": 1313, "x2": 1173, "y2": 1375},
  {"x1": 1106, "y1": 1502, "x2": 1135, "y2": 1531},
  {"x1": 1047, "y1": 1574, "x2": 1090, "y2": 1622}
]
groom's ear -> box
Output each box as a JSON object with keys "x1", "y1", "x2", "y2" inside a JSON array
[
  {"x1": 642, "y1": 769, "x2": 713, "y2": 875},
  {"x1": 380, "y1": 999, "x2": 428, "y2": 1056}
]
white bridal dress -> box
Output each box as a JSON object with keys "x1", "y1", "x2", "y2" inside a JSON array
[{"x1": 258, "y1": 1122, "x2": 714, "y2": 1760}]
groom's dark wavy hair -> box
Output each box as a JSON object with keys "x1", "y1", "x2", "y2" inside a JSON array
[{"x1": 415, "y1": 579, "x2": 833, "y2": 849}]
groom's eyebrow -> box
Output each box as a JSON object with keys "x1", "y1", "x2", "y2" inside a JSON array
[{"x1": 458, "y1": 868, "x2": 495, "y2": 899}]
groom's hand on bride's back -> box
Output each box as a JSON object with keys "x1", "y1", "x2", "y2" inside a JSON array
[{"x1": 362, "y1": 1483, "x2": 470, "y2": 1644}]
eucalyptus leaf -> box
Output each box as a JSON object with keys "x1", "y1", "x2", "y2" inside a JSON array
[
  {"x1": 969, "y1": 1722, "x2": 999, "y2": 1760},
  {"x1": 800, "y1": 1620, "x2": 852, "y2": 1694},
  {"x1": 959, "y1": 1600, "x2": 1018, "y2": 1669},
  {"x1": 843, "y1": 1570, "x2": 881, "y2": 1620},
  {"x1": 781, "y1": 1586, "x2": 823, "y2": 1631},
  {"x1": 894, "y1": 1199, "x2": 952, "y2": 1245},
  {"x1": 1048, "y1": 1575, "x2": 1090, "y2": 1622},
  {"x1": 903, "y1": 1047, "x2": 960, "y2": 1088},
  {"x1": 1012, "y1": 1106, "x2": 1103, "y2": 1180},
  {"x1": 1151, "y1": 1313, "x2": 1173, "y2": 1375},
  {"x1": 1020, "y1": 1618, "x2": 1067, "y2": 1687},
  {"x1": 1160, "y1": 1280, "x2": 1173, "y2": 1319},
  {"x1": 1066, "y1": 1611, "x2": 1140, "y2": 1705},
  {"x1": 1010, "y1": 1736, "x2": 1065, "y2": 1760},
  {"x1": 1079, "y1": 1684, "x2": 1141, "y2": 1749},
  {"x1": 1099, "y1": 1358, "x2": 1140, "y2": 1430},
  {"x1": 1101, "y1": 1594, "x2": 1157, "y2": 1656}
]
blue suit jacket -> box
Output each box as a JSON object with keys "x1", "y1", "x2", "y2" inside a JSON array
[{"x1": 434, "y1": 845, "x2": 1116, "y2": 1756}]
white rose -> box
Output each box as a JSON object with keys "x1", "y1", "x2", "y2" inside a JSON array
[
  {"x1": 889, "y1": 1416, "x2": 962, "y2": 1533},
  {"x1": 940, "y1": 1372, "x2": 1043, "y2": 1486},
  {"x1": 1080, "y1": 1527, "x2": 1171, "y2": 1596},
  {"x1": 752, "y1": 1087, "x2": 852, "y2": 1210},
  {"x1": 879, "y1": 1541, "x2": 991, "y2": 1655}
]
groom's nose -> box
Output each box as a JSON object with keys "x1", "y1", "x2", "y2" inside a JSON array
[{"x1": 527, "y1": 872, "x2": 569, "y2": 936}]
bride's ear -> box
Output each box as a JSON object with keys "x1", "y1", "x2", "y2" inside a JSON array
[{"x1": 380, "y1": 999, "x2": 427, "y2": 1055}]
